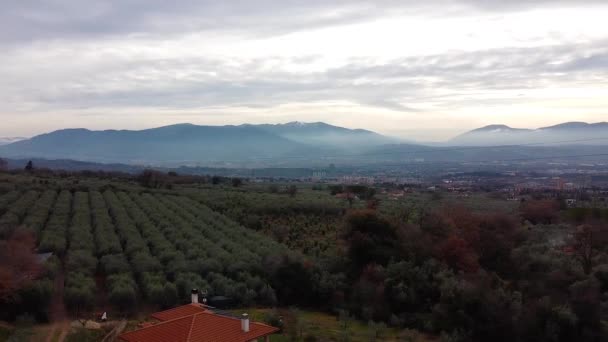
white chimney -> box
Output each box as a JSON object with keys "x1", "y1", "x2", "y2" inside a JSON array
[
  {"x1": 241, "y1": 313, "x2": 250, "y2": 332},
  {"x1": 191, "y1": 289, "x2": 199, "y2": 304}
]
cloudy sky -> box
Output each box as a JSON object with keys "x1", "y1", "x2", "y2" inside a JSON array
[{"x1": 1, "y1": 0, "x2": 607, "y2": 141}]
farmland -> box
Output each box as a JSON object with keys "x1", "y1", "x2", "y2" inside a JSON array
[
  {"x1": 0, "y1": 173, "x2": 289, "y2": 322},
  {"x1": 1, "y1": 170, "x2": 608, "y2": 341}
]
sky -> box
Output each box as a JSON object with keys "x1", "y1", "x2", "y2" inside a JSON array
[{"x1": 1, "y1": 0, "x2": 607, "y2": 141}]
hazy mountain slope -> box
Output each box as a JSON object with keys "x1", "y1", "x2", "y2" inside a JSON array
[
  {"x1": 365, "y1": 143, "x2": 607, "y2": 164},
  {"x1": 450, "y1": 122, "x2": 608, "y2": 146},
  {"x1": 2, "y1": 121, "x2": 605, "y2": 167},
  {"x1": 0, "y1": 137, "x2": 26, "y2": 146},
  {"x1": 0, "y1": 124, "x2": 312, "y2": 165},
  {"x1": 253, "y1": 121, "x2": 398, "y2": 148}
]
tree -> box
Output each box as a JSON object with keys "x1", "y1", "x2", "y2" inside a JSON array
[
  {"x1": 108, "y1": 281, "x2": 137, "y2": 312},
  {"x1": 570, "y1": 224, "x2": 607, "y2": 274},
  {"x1": 438, "y1": 235, "x2": 479, "y2": 273},
  {"x1": 271, "y1": 256, "x2": 315, "y2": 305},
  {"x1": 342, "y1": 210, "x2": 401, "y2": 270},
  {"x1": 476, "y1": 213, "x2": 519, "y2": 275},
  {"x1": 345, "y1": 185, "x2": 376, "y2": 200},
  {"x1": 0, "y1": 229, "x2": 41, "y2": 301},
  {"x1": 286, "y1": 185, "x2": 298, "y2": 198},
  {"x1": 162, "y1": 283, "x2": 178, "y2": 308},
  {"x1": 137, "y1": 169, "x2": 168, "y2": 188},
  {"x1": 19, "y1": 279, "x2": 53, "y2": 321},
  {"x1": 0, "y1": 158, "x2": 7, "y2": 171},
  {"x1": 24, "y1": 160, "x2": 33, "y2": 171},
  {"x1": 569, "y1": 279, "x2": 601, "y2": 339},
  {"x1": 64, "y1": 273, "x2": 95, "y2": 313},
  {"x1": 231, "y1": 178, "x2": 243, "y2": 187},
  {"x1": 521, "y1": 200, "x2": 560, "y2": 224},
  {"x1": 432, "y1": 274, "x2": 522, "y2": 341}
]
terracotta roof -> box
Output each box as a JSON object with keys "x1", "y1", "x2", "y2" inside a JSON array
[
  {"x1": 151, "y1": 304, "x2": 211, "y2": 321},
  {"x1": 119, "y1": 311, "x2": 279, "y2": 342}
]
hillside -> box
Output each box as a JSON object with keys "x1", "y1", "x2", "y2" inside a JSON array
[
  {"x1": 1, "y1": 121, "x2": 607, "y2": 168},
  {"x1": 0, "y1": 124, "x2": 313, "y2": 166},
  {"x1": 0, "y1": 122, "x2": 399, "y2": 166},
  {"x1": 450, "y1": 122, "x2": 608, "y2": 146},
  {"x1": 253, "y1": 121, "x2": 398, "y2": 148},
  {"x1": 0, "y1": 137, "x2": 26, "y2": 146}
]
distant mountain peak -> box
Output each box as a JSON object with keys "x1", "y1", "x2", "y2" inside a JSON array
[
  {"x1": 540, "y1": 121, "x2": 608, "y2": 130},
  {"x1": 284, "y1": 121, "x2": 309, "y2": 126},
  {"x1": 450, "y1": 121, "x2": 608, "y2": 146},
  {"x1": 279, "y1": 121, "x2": 335, "y2": 128},
  {"x1": 471, "y1": 124, "x2": 515, "y2": 132}
]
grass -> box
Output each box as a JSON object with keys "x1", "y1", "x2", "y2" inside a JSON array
[
  {"x1": 65, "y1": 328, "x2": 106, "y2": 342},
  {"x1": 229, "y1": 308, "x2": 436, "y2": 342},
  {"x1": 3, "y1": 328, "x2": 33, "y2": 342}
]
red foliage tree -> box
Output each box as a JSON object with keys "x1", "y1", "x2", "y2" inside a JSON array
[
  {"x1": 0, "y1": 229, "x2": 42, "y2": 301},
  {"x1": 441, "y1": 205, "x2": 481, "y2": 250},
  {"x1": 438, "y1": 235, "x2": 479, "y2": 273},
  {"x1": 521, "y1": 199, "x2": 560, "y2": 224}
]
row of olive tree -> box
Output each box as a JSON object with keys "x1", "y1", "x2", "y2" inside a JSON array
[
  {"x1": 37, "y1": 190, "x2": 71, "y2": 254},
  {"x1": 0, "y1": 190, "x2": 40, "y2": 238},
  {"x1": 64, "y1": 192, "x2": 98, "y2": 312}
]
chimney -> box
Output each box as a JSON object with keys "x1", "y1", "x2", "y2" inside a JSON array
[
  {"x1": 241, "y1": 313, "x2": 250, "y2": 332},
  {"x1": 191, "y1": 289, "x2": 199, "y2": 304}
]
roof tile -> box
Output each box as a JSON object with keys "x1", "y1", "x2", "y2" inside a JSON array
[{"x1": 119, "y1": 305, "x2": 279, "y2": 342}]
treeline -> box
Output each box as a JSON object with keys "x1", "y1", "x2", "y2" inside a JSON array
[{"x1": 286, "y1": 200, "x2": 608, "y2": 341}]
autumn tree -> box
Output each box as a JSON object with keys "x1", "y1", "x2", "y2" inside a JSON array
[
  {"x1": 0, "y1": 229, "x2": 42, "y2": 301},
  {"x1": 521, "y1": 199, "x2": 560, "y2": 224},
  {"x1": 438, "y1": 235, "x2": 479, "y2": 273},
  {"x1": 570, "y1": 224, "x2": 607, "y2": 274}
]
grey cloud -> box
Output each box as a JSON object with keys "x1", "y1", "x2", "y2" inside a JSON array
[
  {"x1": 0, "y1": 1, "x2": 404, "y2": 43},
  {"x1": 2, "y1": 0, "x2": 606, "y2": 44},
  {"x1": 4, "y1": 40, "x2": 606, "y2": 114}
]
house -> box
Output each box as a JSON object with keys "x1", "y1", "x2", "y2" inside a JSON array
[
  {"x1": 118, "y1": 290, "x2": 279, "y2": 342},
  {"x1": 36, "y1": 252, "x2": 53, "y2": 263}
]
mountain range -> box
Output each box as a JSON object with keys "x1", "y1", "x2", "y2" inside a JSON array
[
  {"x1": 450, "y1": 122, "x2": 608, "y2": 146},
  {"x1": 0, "y1": 122, "x2": 395, "y2": 166},
  {"x1": 0, "y1": 121, "x2": 606, "y2": 167}
]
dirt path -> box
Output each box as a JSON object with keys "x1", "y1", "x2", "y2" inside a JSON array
[
  {"x1": 56, "y1": 321, "x2": 70, "y2": 342},
  {"x1": 44, "y1": 267, "x2": 69, "y2": 342},
  {"x1": 43, "y1": 324, "x2": 58, "y2": 342}
]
